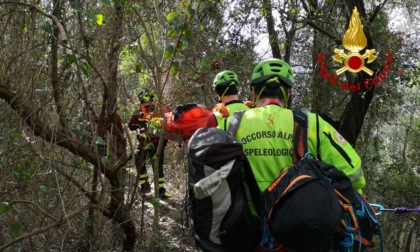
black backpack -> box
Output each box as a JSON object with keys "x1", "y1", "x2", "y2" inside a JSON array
[
  {"x1": 260, "y1": 155, "x2": 344, "y2": 252},
  {"x1": 295, "y1": 110, "x2": 383, "y2": 252},
  {"x1": 185, "y1": 111, "x2": 261, "y2": 252},
  {"x1": 258, "y1": 109, "x2": 383, "y2": 252}
]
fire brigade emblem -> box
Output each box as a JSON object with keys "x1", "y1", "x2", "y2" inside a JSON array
[{"x1": 332, "y1": 7, "x2": 377, "y2": 75}]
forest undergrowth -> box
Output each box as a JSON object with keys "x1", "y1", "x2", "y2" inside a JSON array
[{"x1": 134, "y1": 142, "x2": 197, "y2": 252}]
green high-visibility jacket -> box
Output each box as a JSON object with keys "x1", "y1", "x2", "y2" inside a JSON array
[
  {"x1": 213, "y1": 100, "x2": 250, "y2": 126},
  {"x1": 218, "y1": 104, "x2": 365, "y2": 196}
]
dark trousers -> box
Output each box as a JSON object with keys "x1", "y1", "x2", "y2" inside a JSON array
[{"x1": 134, "y1": 141, "x2": 167, "y2": 191}]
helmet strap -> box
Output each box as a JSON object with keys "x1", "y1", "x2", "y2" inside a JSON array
[
  {"x1": 253, "y1": 85, "x2": 266, "y2": 107},
  {"x1": 280, "y1": 86, "x2": 288, "y2": 108},
  {"x1": 253, "y1": 85, "x2": 288, "y2": 108},
  {"x1": 220, "y1": 82, "x2": 235, "y2": 101}
]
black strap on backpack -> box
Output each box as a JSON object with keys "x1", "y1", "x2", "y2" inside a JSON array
[
  {"x1": 292, "y1": 109, "x2": 309, "y2": 163},
  {"x1": 293, "y1": 109, "x2": 322, "y2": 162},
  {"x1": 226, "y1": 111, "x2": 263, "y2": 215}
]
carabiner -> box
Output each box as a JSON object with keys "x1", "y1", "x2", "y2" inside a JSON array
[{"x1": 370, "y1": 204, "x2": 385, "y2": 216}]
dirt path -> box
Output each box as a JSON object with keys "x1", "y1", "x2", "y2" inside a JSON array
[{"x1": 133, "y1": 185, "x2": 197, "y2": 251}]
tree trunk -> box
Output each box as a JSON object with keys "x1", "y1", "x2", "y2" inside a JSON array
[
  {"x1": 104, "y1": 3, "x2": 135, "y2": 250},
  {"x1": 336, "y1": 0, "x2": 378, "y2": 146},
  {"x1": 261, "y1": 0, "x2": 281, "y2": 58}
]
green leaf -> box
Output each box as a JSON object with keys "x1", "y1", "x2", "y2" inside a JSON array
[
  {"x1": 72, "y1": 0, "x2": 82, "y2": 10},
  {"x1": 187, "y1": 6, "x2": 195, "y2": 20},
  {"x1": 179, "y1": 1, "x2": 189, "y2": 8},
  {"x1": 72, "y1": 124, "x2": 82, "y2": 133},
  {"x1": 171, "y1": 62, "x2": 179, "y2": 76},
  {"x1": 66, "y1": 54, "x2": 76, "y2": 65},
  {"x1": 95, "y1": 136, "x2": 106, "y2": 146},
  {"x1": 168, "y1": 29, "x2": 177, "y2": 38},
  {"x1": 135, "y1": 62, "x2": 143, "y2": 73},
  {"x1": 101, "y1": 0, "x2": 111, "y2": 5},
  {"x1": 149, "y1": 195, "x2": 160, "y2": 208},
  {"x1": 101, "y1": 155, "x2": 113, "y2": 166},
  {"x1": 34, "y1": 242, "x2": 45, "y2": 248},
  {"x1": 0, "y1": 203, "x2": 13, "y2": 214},
  {"x1": 164, "y1": 44, "x2": 174, "y2": 58},
  {"x1": 194, "y1": 19, "x2": 204, "y2": 31},
  {"x1": 10, "y1": 222, "x2": 22, "y2": 236},
  {"x1": 181, "y1": 23, "x2": 189, "y2": 35},
  {"x1": 87, "y1": 12, "x2": 96, "y2": 22},
  {"x1": 11, "y1": 132, "x2": 24, "y2": 140},
  {"x1": 86, "y1": 217, "x2": 94, "y2": 226},
  {"x1": 19, "y1": 172, "x2": 32, "y2": 180},
  {"x1": 39, "y1": 184, "x2": 49, "y2": 193},
  {"x1": 166, "y1": 12, "x2": 178, "y2": 21},
  {"x1": 177, "y1": 40, "x2": 187, "y2": 51},
  {"x1": 23, "y1": 143, "x2": 36, "y2": 154},
  {"x1": 139, "y1": 133, "x2": 147, "y2": 139},
  {"x1": 174, "y1": 23, "x2": 183, "y2": 32},
  {"x1": 183, "y1": 29, "x2": 191, "y2": 40},
  {"x1": 96, "y1": 14, "x2": 103, "y2": 25},
  {"x1": 128, "y1": 26, "x2": 135, "y2": 37},
  {"x1": 81, "y1": 63, "x2": 90, "y2": 77}
]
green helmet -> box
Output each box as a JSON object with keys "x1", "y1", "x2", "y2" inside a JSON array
[
  {"x1": 251, "y1": 58, "x2": 294, "y2": 87},
  {"x1": 213, "y1": 70, "x2": 239, "y2": 90},
  {"x1": 137, "y1": 89, "x2": 156, "y2": 103}
]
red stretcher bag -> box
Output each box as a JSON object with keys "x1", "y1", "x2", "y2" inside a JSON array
[{"x1": 165, "y1": 104, "x2": 211, "y2": 141}]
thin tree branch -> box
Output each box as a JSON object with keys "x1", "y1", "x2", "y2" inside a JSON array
[
  {"x1": 0, "y1": 1, "x2": 68, "y2": 43},
  {"x1": 295, "y1": 18, "x2": 341, "y2": 44},
  {"x1": 0, "y1": 204, "x2": 92, "y2": 251},
  {"x1": 369, "y1": 0, "x2": 389, "y2": 23},
  {"x1": 10, "y1": 200, "x2": 58, "y2": 221}
]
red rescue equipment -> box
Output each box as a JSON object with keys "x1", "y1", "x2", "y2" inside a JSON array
[{"x1": 165, "y1": 103, "x2": 211, "y2": 141}]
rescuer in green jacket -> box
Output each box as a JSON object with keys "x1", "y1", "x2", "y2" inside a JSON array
[
  {"x1": 205, "y1": 70, "x2": 250, "y2": 127},
  {"x1": 218, "y1": 58, "x2": 365, "y2": 194}
]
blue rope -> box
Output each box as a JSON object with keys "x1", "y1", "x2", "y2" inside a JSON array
[
  {"x1": 333, "y1": 212, "x2": 356, "y2": 252},
  {"x1": 259, "y1": 217, "x2": 274, "y2": 249},
  {"x1": 304, "y1": 152, "x2": 315, "y2": 159}
]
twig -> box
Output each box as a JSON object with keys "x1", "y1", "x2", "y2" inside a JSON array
[
  {"x1": 0, "y1": 204, "x2": 91, "y2": 251},
  {"x1": 10, "y1": 200, "x2": 58, "y2": 221},
  {"x1": 0, "y1": 1, "x2": 68, "y2": 43}
]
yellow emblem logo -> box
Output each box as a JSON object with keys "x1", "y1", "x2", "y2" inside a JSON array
[{"x1": 332, "y1": 7, "x2": 377, "y2": 76}]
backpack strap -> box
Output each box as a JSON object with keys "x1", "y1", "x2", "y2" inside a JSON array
[
  {"x1": 292, "y1": 109, "x2": 308, "y2": 163},
  {"x1": 226, "y1": 110, "x2": 246, "y2": 135},
  {"x1": 316, "y1": 114, "x2": 321, "y2": 160},
  {"x1": 226, "y1": 111, "x2": 263, "y2": 217},
  {"x1": 243, "y1": 158, "x2": 263, "y2": 216}
]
